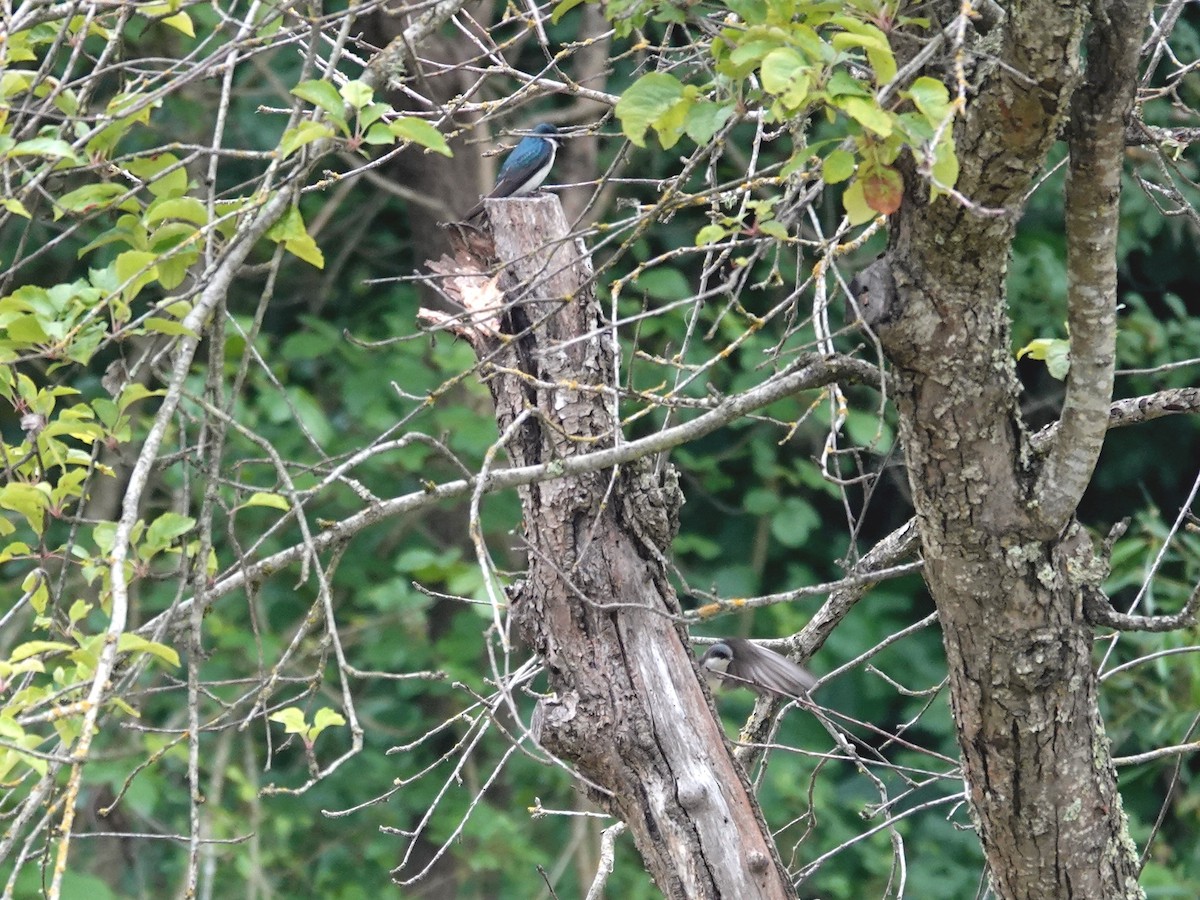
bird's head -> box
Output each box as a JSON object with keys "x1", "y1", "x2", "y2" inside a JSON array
[
  {"x1": 530, "y1": 122, "x2": 561, "y2": 142},
  {"x1": 700, "y1": 641, "x2": 733, "y2": 690}
]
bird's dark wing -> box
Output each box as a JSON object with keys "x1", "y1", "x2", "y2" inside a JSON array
[
  {"x1": 463, "y1": 160, "x2": 540, "y2": 219},
  {"x1": 487, "y1": 165, "x2": 533, "y2": 200},
  {"x1": 723, "y1": 638, "x2": 816, "y2": 697}
]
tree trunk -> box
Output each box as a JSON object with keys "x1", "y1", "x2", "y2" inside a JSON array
[
  {"x1": 857, "y1": 1, "x2": 1153, "y2": 896},
  {"x1": 423, "y1": 196, "x2": 793, "y2": 899}
]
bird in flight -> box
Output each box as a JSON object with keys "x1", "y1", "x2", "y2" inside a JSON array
[{"x1": 699, "y1": 638, "x2": 817, "y2": 699}]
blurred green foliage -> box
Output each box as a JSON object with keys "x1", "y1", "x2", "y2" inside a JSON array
[{"x1": 0, "y1": 1, "x2": 1198, "y2": 897}]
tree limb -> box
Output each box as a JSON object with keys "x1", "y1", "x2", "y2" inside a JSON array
[{"x1": 1031, "y1": 0, "x2": 1152, "y2": 535}]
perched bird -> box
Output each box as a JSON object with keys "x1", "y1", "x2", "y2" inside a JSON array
[
  {"x1": 699, "y1": 638, "x2": 817, "y2": 699},
  {"x1": 465, "y1": 123, "x2": 561, "y2": 220}
]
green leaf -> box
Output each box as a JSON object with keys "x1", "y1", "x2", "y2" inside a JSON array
[
  {"x1": 266, "y1": 205, "x2": 325, "y2": 269},
  {"x1": 842, "y1": 179, "x2": 876, "y2": 226},
  {"x1": 695, "y1": 224, "x2": 727, "y2": 245},
  {"x1": 760, "y1": 48, "x2": 811, "y2": 111},
  {"x1": 118, "y1": 382, "x2": 163, "y2": 411},
  {"x1": 1, "y1": 198, "x2": 31, "y2": 218},
  {"x1": 144, "y1": 511, "x2": 195, "y2": 551},
  {"x1": 0, "y1": 71, "x2": 33, "y2": 100},
  {"x1": 728, "y1": 39, "x2": 779, "y2": 73},
  {"x1": 279, "y1": 121, "x2": 334, "y2": 160},
  {"x1": 684, "y1": 101, "x2": 735, "y2": 145},
  {"x1": 363, "y1": 123, "x2": 396, "y2": 146},
  {"x1": 292, "y1": 80, "x2": 344, "y2": 118},
  {"x1": 56, "y1": 183, "x2": 132, "y2": 219},
  {"x1": 110, "y1": 696, "x2": 140, "y2": 718},
  {"x1": 114, "y1": 250, "x2": 159, "y2": 301},
  {"x1": 635, "y1": 267, "x2": 691, "y2": 301},
  {"x1": 125, "y1": 153, "x2": 188, "y2": 199},
  {"x1": 6, "y1": 315, "x2": 49, "y2": 343},
  {"x1": 162, "y1": 11, "x2": 194, "y2": 36},
  {"x1": 241, "y1": 492, "x2": 290, "y2": 512},
  {"x1": 269, "y1": 707, "x2": 309, "y2": 736},
  {"x1": 117, "y1": 633, "x2": 181, "y2": 668},
  {"x1": 1017, "y1": 337, "x2": 1071, "y2": 379},
  {"x1": 142, "y1": 317, "x2": 200, "y2": 338},
  {"x1": 615, "y1": 73, "x2": 686, "y2": 147},
  {"x1": 339, "y1": 80, "x2": 373, "y2": 110},
  {"x1": 822, "y1": 149, "x2": 856, "y2": 184},
  {"x1": 907, "y1": 76, "x2": 952, "y2": 125},
  {"x1": 825, "y1": 70, "x2": 871, "y2": 99},
  {"x1": 389, "y1": 118, "x2": 452, "y2": 157},
  {"x1": 144, "y1": 196, "x2": 209, "y2": 226},
  {"x1": 309, "y1": 708, "x2": 346, "y2": 740},
  {"x1": 10, "y1": 641, "x2": 73, "y2": 663},
  {"x1": 744, "y1": 487, "x2": 778, "y2": 515},
  {"x1": 551, "y1": 0, "x2": 587, "y2": 22},
  {"x1": 757, "y1": 219, "x2": 789, "y2": 239},
  {"x1": 654, "y1": 95, "x2": 693, "y2": 150},
  {"x1": 836, "y1": 96, "x2": 893, "y2": 137},
  {"x1": 8, "y1": 137, "x2": 81, "y2": 163},
  {"x1": 931, "y1": 135, "x2": 959, "y2": 190},
  {"x1": 358, "y1": 102, "x2": 390, "y2": 130},
  {"x1": 830, "y1": 28, "x2": 897, "y2": 87},
  {"x1": 93, "y1": 521, "x2": 117, "y2": 555},
  {"x1": 0, "y1": 483, "x2": 50, "y2": 533},
  {"x1": 22, "y1": 568, "x2": 49, "y2": 615},
  {"x1": 770, "y1": 497, "x2": 820, "y2": 548}
]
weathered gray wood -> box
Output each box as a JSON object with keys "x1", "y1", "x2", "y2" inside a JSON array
[{"x1": 423, "y1": 194, "x2": 793, "y2": 899}]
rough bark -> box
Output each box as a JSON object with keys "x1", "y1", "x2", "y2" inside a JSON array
[
  {"x1": 424, "y1": 195, "x2": 792, "y2": 899},
  {"x1": 862, "y1": 2, "x2": 1152, "y2": 897}
]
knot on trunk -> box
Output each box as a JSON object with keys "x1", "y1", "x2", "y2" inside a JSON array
[{"x1": 619, "y1": 459, "x2": 684, "y2": 560}]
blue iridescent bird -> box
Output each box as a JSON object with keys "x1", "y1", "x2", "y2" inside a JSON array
[{"x1": 465, "y1": 123, "x2": 561, "y2": 220}]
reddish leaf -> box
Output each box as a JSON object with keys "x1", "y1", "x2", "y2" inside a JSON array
[{"x1": 861, "y1": 165, "x2": 903, "y2": 214}]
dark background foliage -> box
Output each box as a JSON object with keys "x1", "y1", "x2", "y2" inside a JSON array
[{"x1": 1, "y1": 2, "x2": 1199, "y2": 897}]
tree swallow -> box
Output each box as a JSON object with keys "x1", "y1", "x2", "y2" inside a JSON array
[
  {"x1": 465, "y1": 123, "x2": 561, "y2": 220},
  {"x1": 699, "y1": 638, "x2": 817, "y2": 698}
]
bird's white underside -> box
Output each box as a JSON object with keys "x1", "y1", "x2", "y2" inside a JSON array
[{"x1": 509, "y1": 144, "x2": 556, "y2": 197}]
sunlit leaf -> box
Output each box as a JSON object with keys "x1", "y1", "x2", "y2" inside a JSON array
[
  {"x1": 144, "y1": 511, "x2": 195, "y2": 551},
  {"x1": 836, "y1": 96, "x2": 893, "y2": 137},
  {"x1": 339, "y1": 80, "x2": 373, "y2": 110},
  {"x1": 162, "y1": 12, "x2": 194, "y2": 36},
  {"x1": 0, "y1": 483, "x2": 50, "y2": 534},
  {"x1": 10, "y1": 641, "x2": 73, "y2": 663},
  {"x1": 761, "y1": 48, "x2": 811, "y2": 111},
  {"x1": 389, "y1": 118, "x2": 452, "y2": 157},
  {"x1": 551, "y1": 0, "x2": 587, "y2": 23},
  {"x1": 842, "y1": 179, "x2": 876, "y2": 226},
  {"x1": 269, "y1": 707, "x2": 309, "y2": 736},
  {"x1": 907, "y1": 76, "x2": 953, "y2": 125},
  {"x1": 2, "y1": 198, "x2": 32, "y2": 218},
  {"x1": 309, "y1": 708, "x2": 346, "y2": 740},
  {"x1": 1017, "y1": 337, "x2": 1071, "y2": 379},
  {"x1": 615, "y1": 73, "x2": 686, "y2": 147},
  {"x1": 266, "y1": 205, "x2": 325, "y2": 269},
  {"x1": 822, "y1": 149, "x2": 856, "y2": 184},
  {"x1": 241, "y1": 492, "x2": 290, "y2": 512},
  {"x1": 118, "y1": 633, "x2": 181, "y2": 668},
  {"x1": 292, "y1": 80, "x2": 344, "y2": 117}
]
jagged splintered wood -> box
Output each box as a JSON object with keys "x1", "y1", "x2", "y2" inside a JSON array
[{"x1": 420, "y1": 196, "x2": 793, "y2": 899}]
